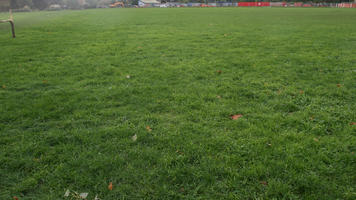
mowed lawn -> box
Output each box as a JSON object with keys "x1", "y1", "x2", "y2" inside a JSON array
[{"x1": 0, "y1": 7, "x2": 356, "y2": 199}]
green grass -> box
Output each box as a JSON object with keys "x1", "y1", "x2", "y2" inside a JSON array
[{"x1": 1, "y1": 7, "x2": 356, "y2": 199}]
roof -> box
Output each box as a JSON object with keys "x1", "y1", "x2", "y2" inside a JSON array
[{"x1": 140, "y1": 0, "x2": 160, "y2": 4}]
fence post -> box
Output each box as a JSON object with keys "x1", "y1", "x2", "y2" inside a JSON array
[{"x1": 9, "y1": 9, "x2": 15, "y2": 38}]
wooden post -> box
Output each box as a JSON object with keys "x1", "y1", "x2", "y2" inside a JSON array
[
  {"x1": 9, "y1": 9, "x2": 15, "y2": 38},
  {"x1": 9, "y1": 20, "x2": 15, "y2": 38},
  {"x1": 0, "y1": 7, "x2": 15, "y2": 38},
  {"x1": 0, "y1": 19, "x2": 15, "y2": 38}
]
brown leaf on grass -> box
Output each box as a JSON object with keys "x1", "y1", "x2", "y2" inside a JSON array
[
  {"x1": 146, "y1": 126, "x2": 152, "y2": 132},
  {"x1": 108, "y1": 182, "x2": 113, "y2": 191},
  {"x1": 337, "y1": 84, "x2": 341, "y2": 88},
  {"x1": 231, "y1": 114, "x2": 243, "y2": 120},
  {"x1": 176, "y1": 150, "x2": 184, "y2": 155},
  {"x1": 217, "y1": 70, "x2": 222, "y2": 74},
  {"x1": 299, "y1": 90, "x2": 304, "y2": 94},
  {"x1": 350, "y1": 122, "x2": 356, "y2": 126},
  {"x1": 13, "y1": 197, "x2": 19, "y2": 200},
  {"x1": 260, "y1": 181, "x2": 268, "y2": 186}
]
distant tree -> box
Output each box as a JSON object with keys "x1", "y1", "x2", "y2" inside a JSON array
[
  {"x1": 64, "y1": 0, "x2": 81, "y2": 9},
  {"x1": 85, "y1": 0, "x2": 99, "y2": 8},
  {"x1": 98, "y1": 0, "x2": 112, "y2": 6},
  {"x1": 11, "y1": 0, "x2": 33, "y2": 9},
  {"x1": 32, "y1": 0, "x2": 49, "y2": 10},
  {"x1": 131, "y1": 0, "x2": 138, "y2": 5}
]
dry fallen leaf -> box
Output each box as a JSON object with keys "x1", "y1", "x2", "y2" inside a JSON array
[
  {"x1": 64, "y1": 189, "x2": 70, "y2": 197},
  {"x1": 146, "y1": 126, "x2": 152, "y2": 132},
  {"x1": 13, "y1": 197, "x2": 19, "y2": 200},
  {"x1": 79, "y1": 193, "x2": 88, "y2": 199},
  {"x1": 231, "y1": 114, "x2": 243, "y2": 120},
  {"x1": 217, "y1": 70, "x2": 222, "y2": 74},
  {"x1": 299, "y1": 90, "x2": 304, "y2": 94},
  {"x1": 108, "y1": 182, "x2": 113, "y2": 191},
  {"x1": 260, "y1": 181, "x2": 268, "y2": 186},
  {"x1": 176, "y1": 150, "x2": 184, "y2": 155},
  {"x1": 132, "y1": 134, "x2": 137, "y2": 141},
  {"x1": 337, "y1": 84, "x2": 341, "y2": 88},
  {"x1": 350, "y1": 122, "x2": 356, "y2": 126}
]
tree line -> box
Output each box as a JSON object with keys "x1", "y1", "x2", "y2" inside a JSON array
[
  {"x1": 8, "y1": 0, "x2": 354, "y2": 10},
  {"x1": 10, "y1": 0, "x2": 114, "y2": 10}
]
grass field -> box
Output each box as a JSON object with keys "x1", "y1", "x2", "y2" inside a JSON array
[{"x1": 1, "y1": 7, "x2": 356, "y2": 199}]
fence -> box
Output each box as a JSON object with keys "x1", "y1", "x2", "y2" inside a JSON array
[
  {"x1": 164, "y1": 2, "x2": 356, "y2": 8},
  {"x1": 337, "y1": 3, "x2": 356, "y2": 8}
]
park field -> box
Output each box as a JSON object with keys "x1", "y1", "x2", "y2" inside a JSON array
[{"x1": 0, "y1": 7, "x2": 356, "y2": 199}]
